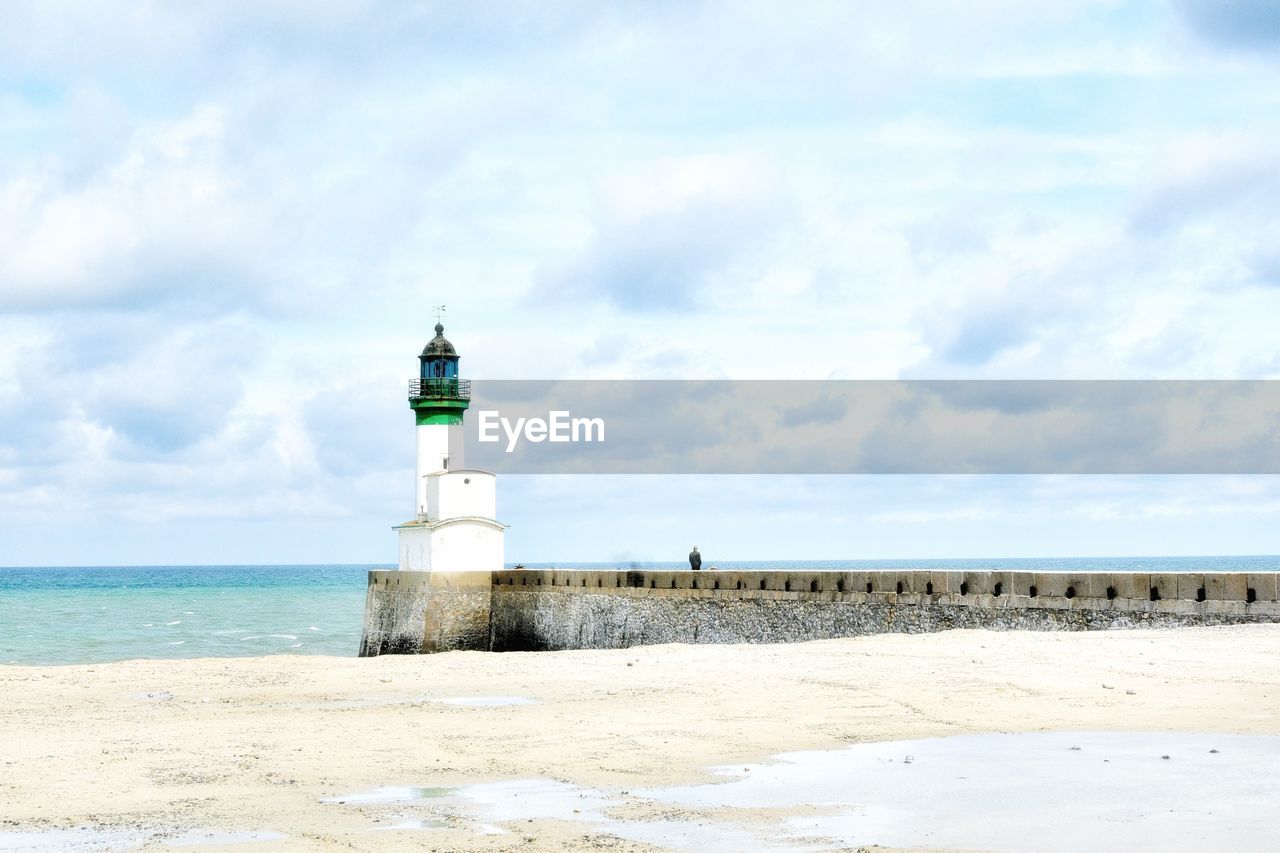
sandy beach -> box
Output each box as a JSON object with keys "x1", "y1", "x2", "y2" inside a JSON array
[{"x1": 3, "y1": 624, "x2": 1279, "y2": 851}]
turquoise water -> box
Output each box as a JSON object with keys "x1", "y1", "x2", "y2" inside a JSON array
[
  {"x1": 3, "y1": 557, "x2": 1278, "y2": 665},
  {"x1": 0, "y1": 565, "x2": 373, "y2": 666}
]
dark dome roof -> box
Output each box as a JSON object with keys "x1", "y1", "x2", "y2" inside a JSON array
[{"x1": 420, "y1": 322, "x2": 457, "y2": 358}]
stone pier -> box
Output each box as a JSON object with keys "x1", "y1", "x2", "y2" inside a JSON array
[{"x1": 358, "y1": 568, "x2": 1280, "y2": 655}]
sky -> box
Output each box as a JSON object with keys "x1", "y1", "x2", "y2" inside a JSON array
[{"x1": 2, "y1": 1, "x2": 1280, "y2": 565}]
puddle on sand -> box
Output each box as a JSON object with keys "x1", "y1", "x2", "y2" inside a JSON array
[
  {"x1": 647, "y1": 731, "x2": 1280, "y2": 852},
  {"x1": 456, "y1": 779, "x2": 613, "y2": 821},
  {"x1": 326, "y1": 695, "x2": 429, "y2": 709},
  {"x1": 322, "y1": 786, "x2": 454, "y2": 804},
  {"x1": 329, "y1": 778, "x2": 813, "y2": 850},
  {"x1": 374, "y1": 819, "x2": 450, "y2": 831},
  {"x1": 451, "y1": 780, "x2": 795, "y2": 850},
  {"x1": 434, "y1": 695, "x2": 536, "y2": 707},
  {"x1": 0, "y1": 827, "x2": 147, "y2": 851},
  {"x1": 329, "y1": 732, "x2": 1280, "y2": 852},
  {"x1": 165, "y1": 830, "x2": 288, "y2": 847}
]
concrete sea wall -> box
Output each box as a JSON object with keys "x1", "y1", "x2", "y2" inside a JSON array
[
  {"x1": 359, "y1": 570, "x2": 491, "y2": 656},
  {"x1": 358, "y1": 568, "x2": 1280, "y2": 655}
]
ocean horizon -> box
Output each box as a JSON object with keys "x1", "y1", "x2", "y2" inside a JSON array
[{"x1": 4, "y1": 556, "x2": 1279, "y2": 666}]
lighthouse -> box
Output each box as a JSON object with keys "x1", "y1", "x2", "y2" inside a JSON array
[{"x1": 393, "y1": 322, "x2": 506, "y2": 572}]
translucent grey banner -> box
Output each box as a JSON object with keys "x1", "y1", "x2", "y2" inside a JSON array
[{"x1": 445, "y1": 381, "x2": 1280, "y2": 474}]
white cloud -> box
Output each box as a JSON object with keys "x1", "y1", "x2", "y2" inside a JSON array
[
  {"x1": 2, "y1": 2, "x2": 1280, "y2": 562},
  {"x1": 0, "y1": 106, "x2": 261, "y2": 312},
  {"x1": 534, "y1": 153, "x2": 789, "y2": 310}
]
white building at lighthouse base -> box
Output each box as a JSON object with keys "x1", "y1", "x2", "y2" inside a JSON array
[{"x1": 394, "y1": 468, "x2": 506, "y2": 572}]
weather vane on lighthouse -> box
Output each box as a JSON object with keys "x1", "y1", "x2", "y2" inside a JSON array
[{"x1": 433, "y1": 304, "x2": 446, "y2": 324}]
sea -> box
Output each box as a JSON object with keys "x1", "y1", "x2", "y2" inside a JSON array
[{"x1": 2, "y1": 556, "x2": 1278, "y2": 666}]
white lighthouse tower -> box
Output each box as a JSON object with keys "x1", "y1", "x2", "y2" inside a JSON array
[{"x1": 393, "y1": 322, "x2": 505, "y2": 572}]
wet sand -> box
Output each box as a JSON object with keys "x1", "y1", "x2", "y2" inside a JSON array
[{"x1": 2, "y1": 624, "x2": 1279, "y2": 851}]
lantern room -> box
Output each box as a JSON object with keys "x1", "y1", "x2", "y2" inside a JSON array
[{"x1": 419, "y1": 322, "x2": 459, "y2": 382}]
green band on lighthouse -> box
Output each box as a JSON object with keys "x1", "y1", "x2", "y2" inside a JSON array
[{"x1": 415, "y1": 410, "x2": 465, "y2": 426}]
